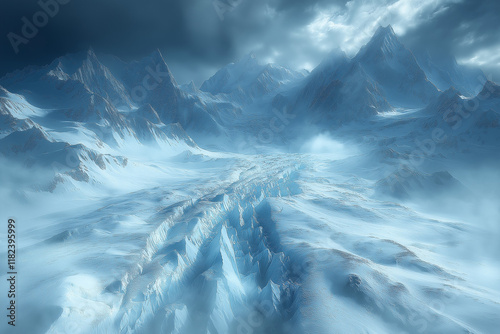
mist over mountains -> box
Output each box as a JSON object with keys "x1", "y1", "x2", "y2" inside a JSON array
[{"x1": 0, "y1": 26, "x2": 493, "y2": 174}]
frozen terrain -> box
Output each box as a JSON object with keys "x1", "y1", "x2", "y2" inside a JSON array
[{"x1": 1, "y1": 26, "x2": 499, "y2": 333}]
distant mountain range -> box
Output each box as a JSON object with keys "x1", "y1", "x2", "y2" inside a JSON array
[{"x1": 0, "y1": 25, "x2": 497, "y2": 191}]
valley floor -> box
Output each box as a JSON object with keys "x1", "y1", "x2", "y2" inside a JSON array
[{"x1": 2, "y1": 152, "x2": 499, "y2": 334}]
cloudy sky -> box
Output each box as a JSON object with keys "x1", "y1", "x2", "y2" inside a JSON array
[{"x1": 0, "y1": 0, "x2": 499, "y2": 85}]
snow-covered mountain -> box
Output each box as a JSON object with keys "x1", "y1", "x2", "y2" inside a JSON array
[
  {"x1": 275, "y1": 25, "x2": 441, "y2": 128},
  {"x1": 0, "y1": 86, "x2": 38, "y2": 138},
  {"x1": 353, "y1": 25, "x2": 438, "y2": 107},
  {"x1": 102, "y1": 50, "x2": 180, "y2": 119},
  {"x1": 420, "y1": 80, "x2": 500, "y2": 151},
  {"x1": 0, "y1": 49, "x2": 132, "y2": 110},
  {"x1": 0, "y1": 125, "x2": 128, "y2": 190},
  {"x1": 0, "y1": 50, "x2": 209, "y2": 188},
  {"x1": 0, "y1": 49, "x2": 233, "y2": 143},
  {"x1": 201, "y1": 53, "x2": 306, "y2": 105},
  {"x1": 295, "y1": 59, "x2": 391, "y2": 123}
]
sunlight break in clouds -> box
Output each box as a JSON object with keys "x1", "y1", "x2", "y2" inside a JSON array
[
  {"x1": 459, "y1": 44, "x2": 500, "y2": 68},
  {"x1": 306, "y1": 0, "x2": 461, "y2": 56}
]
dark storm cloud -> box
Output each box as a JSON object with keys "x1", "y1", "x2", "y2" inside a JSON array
[
  {"x1": 401, "y1": 0, "x2": 500, "y2": 79},
  {"x1": 0, "y1": 0, "x2": 499, "y2": 85},
  {"x1": 0, "y1": 0, "x2": 233, "y2": 83}
]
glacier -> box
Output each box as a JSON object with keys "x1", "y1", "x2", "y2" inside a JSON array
[{"x1": 0, "y1": 26, "x2": 499, "y2": 334}]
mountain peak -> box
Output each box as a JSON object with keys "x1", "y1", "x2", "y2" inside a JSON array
[
  {"x1": 150, "y1": 49, "x2": 166, "y2": 64},
  {"x1": 367, "y1": 25, "x2": 399, "y2": 50},
  {"x1": 243, "y1": 52, "x2": 257, "y2": 60},
  {"x1": 86, "y1": 47, "x2": 97, "y2": 58},
  {"x1": 324, "y1": 47, "x2": 348, "y2": 63},
  {"x1": 185, "y1": 81, "x2": 198, "y2": 92},
  {"x1": 356, "y1": 25, "x2": 402, "y2": 61},
  {"x1": 312, "y1": 47, "x2": 350, "y2": 78},
  {"x1": 374, "y1": 25, "x2": 396, "y2": 38},
  {"x1": 0, "y1": 85, "x2": 9, "y2": 97},
  {"x1": 479, "y1": 80, "x2": 500, "y2": 98},
  {"x1": 236, "y1": 52, "x2": 260, "y2": 67},
  {"x1": 53, "y1": 48, "x2": 103, "y2": 75},
  {"x1": 7, "y1": 125, "x2": 50, "y2": 144},
  {"x1": 146, "y1": 49, "x2": 174, "y2": 74},
  {"x1": 353, "y1": 24, "x2": 438, "y2": 106},
  {"x1": 443, "y1": 86, "x2": 462, "y2": 97},
  {"x1": 133, "y1": 49, "x2": 177, "y2": 88}
]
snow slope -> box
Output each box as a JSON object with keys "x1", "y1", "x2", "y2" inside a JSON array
[{"x1": 2, "y1": 152, "x2": 499, "y2": 334}]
